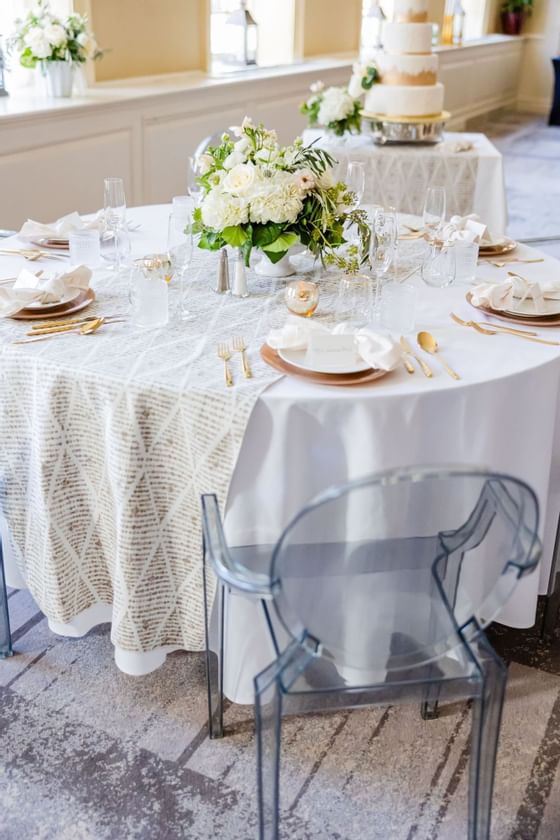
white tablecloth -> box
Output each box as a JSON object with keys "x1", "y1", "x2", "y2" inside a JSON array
[
  {"x1": 1, "y1": 205, "x2": 559, "y2": 701},
  {"x1": 302, "y1": 130, "x2": 507, "y2": 237}
]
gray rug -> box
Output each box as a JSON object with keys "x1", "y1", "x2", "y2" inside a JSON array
[{"x1": 0, "y1": 587, "x2": 559, "y2": 839}]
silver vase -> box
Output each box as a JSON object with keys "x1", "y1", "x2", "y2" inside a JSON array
[{"x1": 44, "y1": 61, "x2": 75, "y2": 98}]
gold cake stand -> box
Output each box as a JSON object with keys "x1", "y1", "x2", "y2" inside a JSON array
[{"x1": 361, "y1": 110, "x2": 451, "y2": 145}]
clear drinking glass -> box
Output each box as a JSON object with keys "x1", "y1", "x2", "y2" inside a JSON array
[
  {"x1": 454, "y1": 241, "x2": 480, "y2": 285},
  {"x1": 113, "y1": 226, "x2": 132, "y2": 273},
  {"x1": 130, "y1": 264, "x2": 169, "y2": 329},
  {"x1": 345, "y1": 160, "x2": 366, "y2": 208},
  {"x1": 380, "y1": 283, "x2": 417, "y2": 333},
  {"x1": 423, "y1": 186, "x2": 446, "y2": 236},
  {"x1": 421, "y1": 241, "x2": 456, "y2": 287},
  {"x1": 167, "y1": 211, "x2": 195, "y2": 321},
  {"x1": 334, "y1": 274, "x2": 374, "y2": 329},
  {"x1": 370, "y1": 206, "x2": 398, "y2": 318},
  {"x1": 69, "y1": 229, "x2": 101, "y2": 267}
]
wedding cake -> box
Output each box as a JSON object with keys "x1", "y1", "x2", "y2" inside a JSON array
[{"x1": 364, "y1": 0, "x2": 444, "y2": 118}]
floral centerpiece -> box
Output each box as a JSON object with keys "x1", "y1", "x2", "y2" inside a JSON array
[
  {"x1": 191, "y1": 117, "x2": 369, "y2": 277},
  {"x1": 8, "y1": 1, "x2": 102, "y2": 97},
  {"x1": 300, "y1": 82, "x2": 362, "y2": 137}
]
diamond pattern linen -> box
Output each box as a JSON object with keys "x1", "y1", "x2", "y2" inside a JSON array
[{"x1": 0, "y1": 250, "x2": 286, "y2": 654}]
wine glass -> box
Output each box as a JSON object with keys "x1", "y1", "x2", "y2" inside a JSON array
[
  {"x1": 167, "y1": 210, "x2": 195, "y2": 321},
  {"x1": 187, "y1": 156, "x2": 202, "y2": 204},
  {"x1": 369, "y1": 206, "x2": 398, "y2": 319},
  {"x1": 345, "y1": 160, "x2": 366, "y2": 209},
  {"x1": 423, "y1": 186, "x2": 446, "y2": 237}
]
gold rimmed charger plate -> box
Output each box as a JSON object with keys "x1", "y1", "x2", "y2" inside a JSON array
[
  {"x1": 360, "y1": 110, "x2": 451, "y2": 125},
  {"x1": 261, "y1": 344, "x2": 389, "y2": 386},
  {"x1": 11, "y1": 288, "x2": 96, "y2": 320},
  {"x1": 466, "y1": 291, "x2": 560, "y2": 327},
  {"x1": 479, "y1": 238, "x2": 517, "y2": 257}
]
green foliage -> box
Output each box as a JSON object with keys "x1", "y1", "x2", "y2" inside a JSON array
[{"x1": 501, "y1": 0, "x2": 533, "y2": 11}]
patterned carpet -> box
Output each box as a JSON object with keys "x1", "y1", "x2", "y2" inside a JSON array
[{"x1": 1, "y1": 112, "x2": 560, "y2": 840}]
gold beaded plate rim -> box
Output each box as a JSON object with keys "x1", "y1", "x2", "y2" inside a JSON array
[{"x1": 360, "y1": 110, "x2": 451, "y2": 125}]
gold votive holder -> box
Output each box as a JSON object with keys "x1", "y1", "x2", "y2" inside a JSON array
[{"x1": 285, "y1": 279, "x2": 319, "y2": 318}]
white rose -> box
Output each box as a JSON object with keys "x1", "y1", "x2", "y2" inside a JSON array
[
  {"x1": 348, "y1": 74, "x2": 364, "y2": 100},
  {"x1": 318, "y1": 87, "x2": 355, "y2": 125},
  {"x1": 201, "y1": 188, "x2": 249, "y2": 229},
  {"x1": 223, "y1": 150, "x2": 246, "y2": 170},
  {"x1": 222, "y1": 162, "x2": 256, "y2": 196},
  {"x1": 254, "y1": 146, "x2": 280, "y2": 165},
  {"x1": 233, "y1": 137, "x2": 250, "y2": 155},
  {"x1": 317, "y1": 170, "x2": 335, "y2": 189},
  {"x1": 197, "y1": 153, "x2": 214, "y2": 175},
  {"x1": 44, "y1": 23, "x2": 67, "y2": 48},
  {"x1": 25, "y1": 29, "x2": 52, "y2": 59}
]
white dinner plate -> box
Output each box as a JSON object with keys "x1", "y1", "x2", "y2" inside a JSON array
[
  {"x1": 503, "y1": 297, "x2": 560, "y2": 318},
  {"x1": 278, "y1": 345, "x2": 371, "y2": 375},
  {"x1": 24, "y1": 287, "x2": 83, "y2": 311}
]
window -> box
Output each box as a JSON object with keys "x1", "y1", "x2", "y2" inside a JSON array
[{"x1": 210, "y1": 0, "x2": 295, "y2": 75}]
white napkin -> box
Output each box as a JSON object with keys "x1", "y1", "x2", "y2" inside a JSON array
[
  {"x1": 19, "y1": 211, "x2": 104, "y2": 242},
  {"x1": 0, "y1": 265, "x2": 91, "y2": 318},
  {"x1": 267, "y1": 317, "x2": 402, "y2": 371},
  {"x1": 443, "y1": 140, "x2": 474, "y2": 154},
  {"x1": 441, "y1": 213, "x2": 490, "y2": 245},
  {"x1": 470, "y1": 273, "x2": 560, "y2": 314}
]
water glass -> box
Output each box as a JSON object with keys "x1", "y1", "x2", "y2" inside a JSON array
[
  {"x1": 167, "y1": 212, "x2": 194, "y2": 321},
  {"x1": 69, "y1": 229, "x2": 101, "y2": 267},
  {"x1": 423, "y1": 186, "x2": 446, "y2": 236},
  {"x1": 454, "y1": 240, "x2": 480, "y2": 285},
  {"x1": 130, "y1": 264, "x2": 169, "y2": 329},
  {"x1": 345, "y1": 160, "x2": 366, "y2": 208},
  {"x1": 335, "y1": 274, "x2": 374, "y2": 328},
  {"x1": 421, "y1": 241, "x2": 456, "y2": 288},
  {"x1": 380, "y1": 283, "x2": 417, "y2": 333},
  {"x1": 172, "y1": 195, "x2": 195, "y2": 217}
]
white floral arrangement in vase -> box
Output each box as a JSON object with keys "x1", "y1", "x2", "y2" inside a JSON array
[
  {"x1": 348, "y1": 62, "x2": 380, "y2": 100},
  {"x1": 300, "y1": 81, "x2": 363, "y2": 137},
  {"x1": 191, "y1": 117, "x2": 369, "y2": 278},
  {"x1": 8, "y1": 0, "x2": 102, "y2": 97}
]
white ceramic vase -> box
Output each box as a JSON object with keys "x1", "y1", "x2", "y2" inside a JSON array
[
  {"x1": 45, "y1": 61, "x2": 74, "y2": 98},
  {"x1": 254, "y1": 251, "x2": 296, "y2": 278}
]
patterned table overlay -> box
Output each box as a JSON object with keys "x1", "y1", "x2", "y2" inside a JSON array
[{"x1": 0, "y1": 247, "x2": 396, "y2": 654}]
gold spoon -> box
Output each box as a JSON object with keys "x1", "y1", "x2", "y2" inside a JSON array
[
  {"x1": 417, "y1": 331, "x2": 461, "y2": 380},
  {"x1": 15, "y1": 318, "x2": 105, "y2": 344}
]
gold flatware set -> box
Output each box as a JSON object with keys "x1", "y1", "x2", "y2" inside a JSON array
[
  {"x1": 0, "y1": 248, "x2": 68, "y2": 262},
  {"x1": 479, "y1": 257, "x2": 544, "y2": 268},
  {"x1": 450, "y1": 312, "x2": 560, "y2": 346},
  {"x1": 12, "y1": 314, "x2": 125, "y2": 344},
  {"x1": 217, "y1": 336, "x2": 252, "y2": 386}
]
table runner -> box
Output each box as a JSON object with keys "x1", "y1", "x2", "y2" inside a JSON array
[{"x1": 0, "y1": 249, "x2": 289, "y2": 652}]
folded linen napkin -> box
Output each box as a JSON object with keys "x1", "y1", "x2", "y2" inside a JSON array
[
  {"x1": 0, "y1": 265, "x2": 91, "y2": 318},
  {"x1": 19, "y1": 211, "x2": 104, "y2": 241},
  {"x1": 470, "y1": 273, "x2": 560, "y2": 314},
  {"x1": 267, "y1": 317, "x2": 402, "y2": 371},
  {"x1": 443, "y1": 140, "x2": 474, "y2": 154},
  {"x1": 441, "y1": 213, "x2": 490, "y2": 245}
]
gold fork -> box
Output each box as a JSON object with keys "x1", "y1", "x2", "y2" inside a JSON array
[
  {"x1": 450, "y1": 313, "x2": 560, "y2": 346},
  {"x1": 232, "y1": 336, "x2": 252, "y2": 379},
  {"x1": 14, "y1": 318, "x2": 105, "y2": 345},
  {"x1": 482, "y1": 258, "x2": 545, "y2": 268},
  {"x1": 217, "y1": 342, "x2": 234, "y2": 386}
]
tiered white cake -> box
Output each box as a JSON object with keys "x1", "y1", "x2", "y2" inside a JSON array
[{"x1": 364, "y1": 0, "x2": 444, "y2": 118}]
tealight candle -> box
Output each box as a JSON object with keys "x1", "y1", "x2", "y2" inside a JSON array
[{"x1": 285, "y1": 279, "x2": 319, "y2": 318}]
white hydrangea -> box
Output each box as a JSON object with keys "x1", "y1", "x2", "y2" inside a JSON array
[
  {"x1": 249, "y1": 173, "x2": 303, "y2": 225},
  {"x1": 201, "y1": 188, "x2": 249, "y2": 229},
  {"x1": 318, "y1": 87, "x2": 354, "y2": 125},
  {"x1": 25, "y1": 28, "x2": 52, "y2": 59},
  {"x1": 44, "y1": 23, "x2": 67, "y2": 48}
]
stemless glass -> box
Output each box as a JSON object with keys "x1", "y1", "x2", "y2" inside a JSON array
[
  {"x1": 334, "y1": 274, "x2": 374, "y2": 329},
  {"x1": 421, "y1": 241, "x2": 456, "y2": 288},
  {"x1": 423, "y1": 186, "x2": 446, "y2": 236},
  {"x1": 345, "y1": 160, "x2": 366, "y2": 209},
  {"x1": 167, "y1": 210, "x2": 195, "y2": 321},
  {"x1": 370, "y1": 206, "x2": 398, "y2": 318}
]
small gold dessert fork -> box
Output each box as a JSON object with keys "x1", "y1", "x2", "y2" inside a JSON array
[
  {"x1": 232, "y1": 336, "x2": 252, "y2": 379},
  {"x1": 218, "y1": 343, "x2": 234, "y2": 387}
]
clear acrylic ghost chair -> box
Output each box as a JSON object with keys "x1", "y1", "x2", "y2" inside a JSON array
[
  {"x1": 201, "y1": 466, "x2": 541, "y2": 840},
  {"x1": 0, "y1": 535, "x2": 13, "y2": 658}
]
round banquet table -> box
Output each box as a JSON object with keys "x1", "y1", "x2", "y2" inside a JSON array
[{"x1": 1, "y1": 204, "x2": 560, "y2": 704}]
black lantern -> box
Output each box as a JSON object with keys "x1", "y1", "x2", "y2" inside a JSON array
[
  {"x1": 0, "y1": 37, "x2": 8, "y2": 98},
  {"x1": 226, "y1": 1, "x2": 258, "y2": 67}
]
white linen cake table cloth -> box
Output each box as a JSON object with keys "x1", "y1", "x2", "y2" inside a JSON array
[
  {"x1": 302, "y1": 130, "x2": 507, "y2": 236},
  {"x1": 0, "y1": 204, "x2": 559, "y2": 701}
]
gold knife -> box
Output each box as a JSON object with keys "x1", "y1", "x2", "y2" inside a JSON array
[{"x1": 400, "y1": 336, "x2": 433, "y2": 378}]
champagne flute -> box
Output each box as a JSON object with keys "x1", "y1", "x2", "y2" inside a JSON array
[
  {"x1": 370, "y1": 206, "x2": 398, "y2": 320},
  {"x1": 167, "y1": 209, "x2": 195, "y2": 321},
  {"x1": 104, "y1": 177, "x2": 127, "y2": 270},
  {"x1": 422, "y1": 186, "x2": 446, "y2": 237},
  {"x1": 187, "y1": 156, "x2": 202, "y2": 204},
  {"x1": 345, "y1": 160, "x2": 366, "y2": 209}
]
